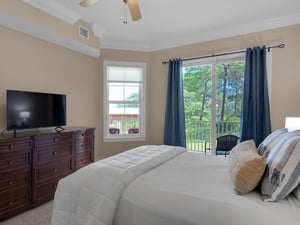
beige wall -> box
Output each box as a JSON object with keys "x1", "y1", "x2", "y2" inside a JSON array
[
  {"x1": 0, "y1": 25, "x2": 101, "y2": 157},
  {"x1": 1, "y1": 18, "x2": 299, "y2": 159},
  {"x1": 149, "y1": 24, "x2": 300, "y2": 144}
]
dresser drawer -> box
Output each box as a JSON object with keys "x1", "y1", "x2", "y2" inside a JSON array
[
  {"x1": 0, "y1": 151, "x2": 31, "y2": 172},
  {"x1": 0, "y1": 139, "x2": 32, "y2": 154},
  {"x1": 74, "y1": 139, "x2": 92, "y2": 154},
  {"x1": 33, "y1": 178, "x2": 60, "y2": 205},
  {"x1": 34, "y1": 160, "x2": 72, "y2": 184},
  {"x1": 0, "y1": 187, "x2": 31, "y2": 220},
  {"x1": 74, "y1": 151, "x2": 92, "y2": 170},
  {"x1": 0, "y1": 169, "x2": 31, "y2": 192},
  {"x1": 74, "y1": 129, "x2": 94, "y2": 140},
  {"x1": 35, "y1": 144, "x2": 72, "y2": 164},
  {"x1": 34, "y1": 132, "x2": 73, "y2": 147}
]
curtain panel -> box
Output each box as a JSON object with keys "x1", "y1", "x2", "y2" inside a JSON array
[
  {"x1": 163, "y1": 59, "x2": 186, "y2": 147},
  {"x1": 240, "y1": 46, "x2": 271, "y2": 146}
]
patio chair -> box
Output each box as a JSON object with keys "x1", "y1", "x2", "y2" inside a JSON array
[{"x1": 205, "y1": 134, "x2": 239, "y2": 157}]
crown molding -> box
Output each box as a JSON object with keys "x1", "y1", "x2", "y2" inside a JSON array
[{"x1": 0, "y1": 12, "x2": 100, "y2": 58}]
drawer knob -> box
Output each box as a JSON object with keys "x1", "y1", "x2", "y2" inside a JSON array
[
  {"x1": 9, "y1": 201, "x2": 14, "y2": 206},
  {"x1": 8, "y1": 181, "x2": 13, "y2": 185},
  {"x1": 53, "y1": 138, "x2": 58, "y2": 143},
  {"x1": 52, "y1": 184, "x2": 57, "y2": 189},
  {"x1": 53, "y1": 168, "x2": 57, "y2": 172},
  {"x1": 81, "y1": 158, "x2": 85, "y2": 162},
  {"x1": 8, "y1": 144, "x2": 14, "y2": 150},
  {"x1": 8, "y1": 160, "x2": 13, "y2": 165},
  {"x1": 53, "y1": 151, "x2": 57, "y2": 156}
]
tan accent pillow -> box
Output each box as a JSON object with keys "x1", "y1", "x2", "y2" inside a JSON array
[{"x1": 229, "y1": 140, "x2": 266, "y2": 195}]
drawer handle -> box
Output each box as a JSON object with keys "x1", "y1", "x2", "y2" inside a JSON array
[
  {"x1": 8, "y1": 144, "x2": 14, "y2": 150},
  {"x1": 8, "y1": 181, "x2": 13, "y2": 185},
  {"x1": 81, "y1": 144, "x2": 84, "y2": 148},
  {"x1": 53, "y1": 138, "x2": 58, "y2": 143},
  {"x1": 8, "y1": 160, "x2": 13, "y2": 165},
  {"x1": 9, "y1": 201, "x2": 14, "y2": 206},
  {"x1": 81, "y1": 133, "x2": 85, "y2": 137},
  {"x1": 52, "y1": 184, "x2": 57, "y2": 189},
  {"x1": 53, "y1": 151, "x2": 57, "y2": 156},
  {"x1": 53, "y1": 168, "x2": 57, "y2": 172},
  {"x1": 81, "y1": 158, "x2": 85, "y2": 162}
]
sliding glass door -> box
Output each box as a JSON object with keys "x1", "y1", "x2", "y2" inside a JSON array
[{"x1": 183, "y1": 54, "x2": 245, "y2": 154}]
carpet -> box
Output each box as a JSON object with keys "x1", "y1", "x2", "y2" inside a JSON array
[{"x1": 0, "y1": 201, "x2": 52, "y2": 225}]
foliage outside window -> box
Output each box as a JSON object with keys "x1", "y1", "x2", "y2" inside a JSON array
[
  {"x1": 103, "y1": 61, "x2": 146, "y2": 142},
  {"x1": 183, "y1": 56, "x2": 245, "y2": 151}
]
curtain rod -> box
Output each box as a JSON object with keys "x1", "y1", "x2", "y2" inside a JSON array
[{"x1": 162, "y1": 43, "x2": 285, "y2": 64}]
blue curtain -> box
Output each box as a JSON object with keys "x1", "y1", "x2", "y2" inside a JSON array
[
  {"x1": 240, "y1": 46, "x2": 271, "y2": 146},
  {"x1": 163, "y1": 59, "x2": 186, "y2": 147}
]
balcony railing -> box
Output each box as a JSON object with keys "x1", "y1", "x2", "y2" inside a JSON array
[
  {"x1": 109, "y1": 118, "x2": 240, "y2": 152},
  {"x1": 185, "y1": 120, "x2": 240, "y2": 152}
]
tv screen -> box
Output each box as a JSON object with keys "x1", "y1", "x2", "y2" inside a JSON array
[{"x1": 6, "y1": 90, "x2": 66, "y2": 131}]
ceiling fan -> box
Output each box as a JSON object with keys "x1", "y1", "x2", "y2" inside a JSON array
[{"x1": 79, "y1": 0, "x2": 142, "y2": 22}]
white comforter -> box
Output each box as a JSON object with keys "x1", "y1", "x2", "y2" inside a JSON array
[{"x1": 51, "y1": 145, "x2": 186, "y2": 225}]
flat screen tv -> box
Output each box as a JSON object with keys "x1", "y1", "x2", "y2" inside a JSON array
[{"x1": 6, "y1": 90, "x2": 66, "y2": 131}]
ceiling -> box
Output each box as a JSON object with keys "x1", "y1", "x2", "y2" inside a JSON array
[{"x1": 23, "y1": 0, "x2": 300, "y2": 51}]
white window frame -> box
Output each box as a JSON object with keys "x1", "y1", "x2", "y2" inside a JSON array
[{"x1": 103, "y1": 60, "x2": 146, "y2": 142}]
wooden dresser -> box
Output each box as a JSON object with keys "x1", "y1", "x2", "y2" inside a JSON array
[{"x1": 0, "y1": 127, "x2": 95, "y2": 221}]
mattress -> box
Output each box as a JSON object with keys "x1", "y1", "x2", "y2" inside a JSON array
[{"x1": 113, "y1": 152, "x2": 300, "y2": 225}]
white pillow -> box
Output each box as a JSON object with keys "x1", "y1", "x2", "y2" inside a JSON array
[{"x1": 261, "y1": 134, "x2": 300, "y2": 202}]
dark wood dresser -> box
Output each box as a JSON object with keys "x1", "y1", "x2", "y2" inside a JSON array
[{"x1": 0, "y1": 127, "x2": 95, "y2": 221}]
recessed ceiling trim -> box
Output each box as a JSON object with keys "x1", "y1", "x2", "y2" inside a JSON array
[
  {"x1": 0, "y1": 12, "x2": 100, "y2": 58},
  {"x1": 101, "y1": 13, "x2": 300, "y2": 52}
]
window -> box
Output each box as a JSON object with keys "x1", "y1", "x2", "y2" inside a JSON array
[
  {"x1": 183, "y1": 54, "x2": 245, "y2": 153},
  {"x1": 103, "y1": 61, "x2": 146, "y2": 142}
]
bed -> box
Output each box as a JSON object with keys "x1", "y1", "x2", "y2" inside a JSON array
[{"x1": 50, "y1": 144, "x2": 300, "y2": 225}]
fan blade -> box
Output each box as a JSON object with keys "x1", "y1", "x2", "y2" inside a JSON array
[
  {"x1": 127, "y1": 0, "x2": 142, "y2": 21},
  {"x1": 79, "y1": 0, "x2": 98, "y2": 7}
]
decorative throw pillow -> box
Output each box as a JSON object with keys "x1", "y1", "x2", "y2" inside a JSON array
[
  {"x1": 261, "y1": 134, "x2": 300, "y2": 202},
  {"x1": 229, "y1": 140, "x2": 266, "y2": 195},
  {"x1": 292, "y1": 184, "x2": 300, "y2": 200},
  {"x1": 257, "y1": 128, "x2": 289, "y2": 156}
]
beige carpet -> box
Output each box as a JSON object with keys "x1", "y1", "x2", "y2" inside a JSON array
[{"x1": 0, "y1": 201, "x2": 52, "y2": 225}]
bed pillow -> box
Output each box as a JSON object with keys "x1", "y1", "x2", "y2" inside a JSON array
[
  {"x1": 261, "y1": 134, "x2": 300, "y2": 202},
  {"x1": 229, "y1": 140, "x2": 266, "y2": 195},
  {"x1": 257, "y1": 128, "x2": 289, "y2": 156},
  {"x1": 293, "y1": 185, "x2": 300, "y2": 200}
]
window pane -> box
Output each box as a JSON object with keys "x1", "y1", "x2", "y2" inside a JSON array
[
  {"x1": 109, "y1": 83, "x2": 124, "y2": 101},
  {"x1": 125, "y1": 84, "x2": 139, "y2": 101},
  {"x1": 108, "y1": 103, "x2": 139, "y2": 134}
]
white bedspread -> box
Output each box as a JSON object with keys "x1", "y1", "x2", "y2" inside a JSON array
[
  {"x1": 50, "y1": 145, "x2": 186, "y2": 225},
  {"x1": 114, "y1": 152, "x2": 300, "y2": 225}
]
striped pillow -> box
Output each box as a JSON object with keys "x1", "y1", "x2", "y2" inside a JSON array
[
  {"x1": 293, "y1": 185, "x2": 300, "y2": 200},
  {"x1": 257, "y1": 128, "x2": 288, "y2": 156},
  {"x1": 261, "y1": 134, "x2": 300, "y2": 202}
]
